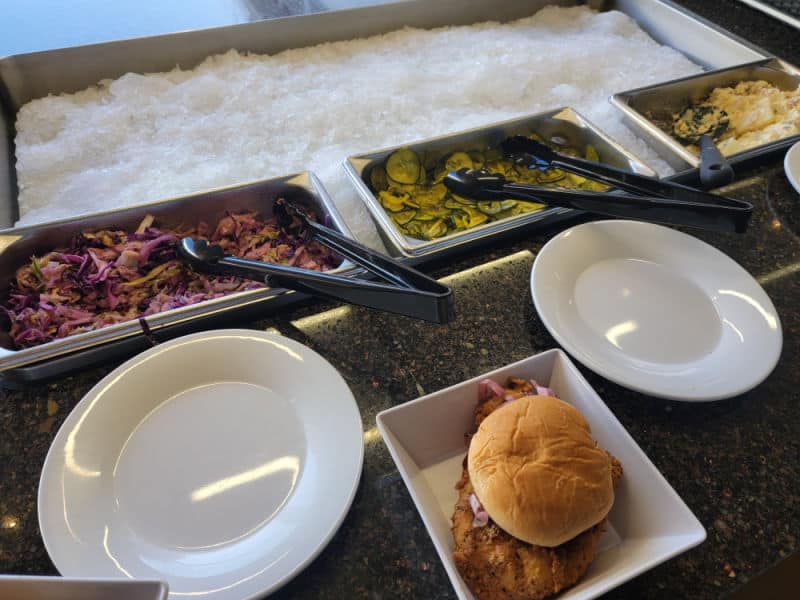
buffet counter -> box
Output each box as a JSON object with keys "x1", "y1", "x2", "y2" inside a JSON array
[{"x1": 0, "y1": 1, "x2": 798, "y2": 599}]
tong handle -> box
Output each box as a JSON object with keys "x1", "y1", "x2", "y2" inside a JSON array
[
  {"x1": 301, "y1": 218, "x2": 416, "y2": 289},
  {"x1": 548, "y1": 153, "x2": 722, "y2": 202},
  {"x1": 505, "y1": 135, "x2": 728, "y2": 202},
  {"x1": 699, "y1": 135, "x2": 735, "y2": 188},
  {"x1": 500, "y1": 136, "x2": 751, "y2": 232},
  {"x1": 284, "y1": 201, "x2": 433, "y2": 290},
  {"x1": 498, "y1": 183, "x2": 750, "y2": 233},
  {"x1": 217, "y1": 255, "x2": 454, "y2": 323}
]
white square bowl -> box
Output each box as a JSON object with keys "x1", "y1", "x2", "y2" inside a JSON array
[{"x1": 376, "y1": 349, "x2": 706, "y2": 600}]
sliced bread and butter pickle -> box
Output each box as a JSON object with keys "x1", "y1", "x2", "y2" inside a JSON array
[{"x1": 368, "y1": 135, "x2": 606, "y2": 240}]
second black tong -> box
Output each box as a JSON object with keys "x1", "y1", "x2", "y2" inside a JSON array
[{"x1": 492, "y1": 135, "x2": 752, "y2": 233}]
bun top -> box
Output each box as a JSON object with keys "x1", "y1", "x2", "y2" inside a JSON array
[{"x1": 467, "y1": 395, "x2": 614, "y2": 547}]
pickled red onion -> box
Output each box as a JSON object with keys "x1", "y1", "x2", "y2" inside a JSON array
[{"x1": 469, "y1": 493, "x2": 489, "y2": 528}]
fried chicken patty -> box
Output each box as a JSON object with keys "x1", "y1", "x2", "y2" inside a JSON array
[{"x1": 451, "y1": 379, "x2": 623, "y2": 600}]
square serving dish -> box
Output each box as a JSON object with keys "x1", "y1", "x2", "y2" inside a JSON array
[
  {"x1": 610, "y1": 57, "x2": 800, "y2": 170},
  {"x1": 344, "y1": 107, "x2": 655, "y2": 259},
  {"x1": 0, "y1": 171, "x2": 353, "y2": 380},
  {"x1": 376, "y1": 349, "x2": 706, "y2": 600},
  {"x1": 0, "y1": 576, "x2": 168, "y2": 600}
]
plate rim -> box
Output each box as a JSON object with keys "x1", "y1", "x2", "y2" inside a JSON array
[
  {"x1": 530, "y1": 220, "x2": 782, "y2": 401},
  {"x1": 784, "y1": 140, "x2": 800, "y2": 196},
  {"x1": 37, "y1": 328, "x2": 364, "y2": 600}
]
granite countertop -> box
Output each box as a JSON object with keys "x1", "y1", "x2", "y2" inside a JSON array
[{"x1": 1, "y1": 1, "x2": 799, "y2": 598}]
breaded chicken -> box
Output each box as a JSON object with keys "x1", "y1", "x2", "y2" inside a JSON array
[{"x1": 452, "y1": 379, "x2": 623, "y2": 600}]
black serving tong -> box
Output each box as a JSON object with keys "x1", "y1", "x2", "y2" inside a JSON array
[
  {"x1": 178, "y1": 202, "x2": 455, "y2": 324},
  {"x1": 457, "y1": 135, "x2": 752, "y2": 233}
]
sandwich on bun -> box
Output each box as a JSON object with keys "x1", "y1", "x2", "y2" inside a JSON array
[{"x1": 452, "y1": 379, "x2": 622, "y2": 600}]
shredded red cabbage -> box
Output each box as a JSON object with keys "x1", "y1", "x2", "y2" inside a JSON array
[{"x1": 1, "y1": 209, "x2": 340, "y2": 349}]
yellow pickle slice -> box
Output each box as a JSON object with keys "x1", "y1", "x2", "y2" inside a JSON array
[{"x1": 385, "y1": 148, "x2": 421, "y2": 184}]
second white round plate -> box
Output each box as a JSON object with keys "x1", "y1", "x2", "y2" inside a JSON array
[
  {"x1": 38, "y1": 329, "x2": 363, "y2": 599},
  {"x1": 531, "y1": 220, "x2": 782, "y2": 401},
  {"x1": 785, "y1": 140, "x2": 800, "y2": 195}
]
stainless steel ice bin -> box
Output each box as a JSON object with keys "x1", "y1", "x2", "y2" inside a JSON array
[{"x1": 0, "y1": 0, "x2": 777, "y2": 230}]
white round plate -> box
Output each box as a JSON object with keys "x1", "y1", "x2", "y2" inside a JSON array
[
  {"x1": 531, "y1": 220, "x2": 782, "y2": 401},
  {"x1": 38, "y1": 329, "x2": 363, "y2": 599},
  {"x1": 785, "y1": 140, "x2": 800, "y2": 195}
]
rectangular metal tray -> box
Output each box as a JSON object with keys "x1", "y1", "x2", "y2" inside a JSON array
[
  {"x1": 343, "y1": 107, "x2": 656, "y2": 259},
  {"x1": 610, "y1": 57, "x2": 800, "y2": 169},
  {"x1": 0, "y1": 0, "x2": 774, "y2": 231},
  {"x1": 0, "y1": 171, "x2": 353, "y2": 376}
]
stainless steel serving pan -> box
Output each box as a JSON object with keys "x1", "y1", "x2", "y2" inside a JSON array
[
  {"x1": 344, "y1": 107, "x2": 656, "y2": 259},
  {"x1": 0, "y1": 0, "x2": 776, "y2": 230},
  {"x1": 610, "y1": 58, "x2": 800, "y2": 169},
  {"x1": 0, "y1": 171, "x2": 353, "y2": 377},
  {"x1": 0, "y1": 576, "x2": 168, "y2": 600}
]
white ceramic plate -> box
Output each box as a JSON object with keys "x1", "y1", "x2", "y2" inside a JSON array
[
  {"x1": 785, "y1": 140, "x2": 800, "y2": 195},
  {"x1": 531, "y1": 220, "x2": 782, "y2": 401},
  {"x1": 39, "y1": 329, "x2": 363, "y2": 600},
  {"x1": 376, "y1": 349, "x2": 706, "y2": 600}
]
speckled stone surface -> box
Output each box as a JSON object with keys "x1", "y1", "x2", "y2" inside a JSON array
[{"x1": 1, "y1": 2, "x2": 799, "y2": 599}]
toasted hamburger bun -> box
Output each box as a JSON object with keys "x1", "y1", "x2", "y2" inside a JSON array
[{"x1": 467, "y1": 395, "x2": 614, "y2": 547}]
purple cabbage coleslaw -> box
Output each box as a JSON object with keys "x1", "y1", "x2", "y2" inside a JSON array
[{"x1": 1, "y1": 210, "x2": 340, "y2": 349}]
